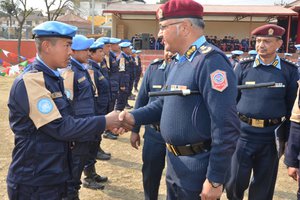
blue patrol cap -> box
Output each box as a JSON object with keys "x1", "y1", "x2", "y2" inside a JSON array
[
  {"x1": 96, "y1": 37, "x2": 110, "y2": 44},
  {"x1": 248, "y1": 50, "x2": 257, "y2": 55},
  {"x1": 89, "y1": 41, "x2": 104, "y2": 50},
  {"x1": 32, "y1": 21, "x2": 77, "y2": 39},
  {"x1": 135, "y1": 50, "x2": 142, "y2": 54},
  {"x1": 109, "y1": 37, "x2": 121, "y2": 44},
  {"x1": 119, "y1": 42, "x2": 131, "y2": 48},
  {"x1": 71, "y1": 35, "x2": 94, "y2": 50},
  {"x1": 231, "y1": 50, "x2": 244, "y2": 55},
  {"x1": 132, "y1": 49, "x2": 137, "y2": 54},
  {"x1": 295, "y1": 44, "x2": 300, "y2": 50}
]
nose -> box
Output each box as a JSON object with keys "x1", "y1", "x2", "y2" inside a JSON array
[{"x1": 157, "y1": 29, "x2": 163, "y2": 38}]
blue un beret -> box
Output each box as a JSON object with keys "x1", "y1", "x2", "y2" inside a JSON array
[
  {"x1": 295, "y1": 44, "x2": 300, "y2": 50},
  {"x1": 231, "y1": 50, "x2": 244, "y2": 55},
  {"x1": 109, "y1": 37, "x2": 121, "y2": 44},
  {"x1": 132, "y1": 49, "x2": 137, "y2": 54},
  {"x1": 96, "y1": 37, "x2": 110, "y2": 44},
  {"x1": 89, "y1": 41, "x2": 104, "y2": 50},
  {"x1": 135, "y1": 50, "x2": 142, "y2": 54},
  {"x1": 248, "y1": 50, "x2": 257, "y2": 55},
  {"x1": 72, "y1": 35, "x2": 94, "y2": 51},
  {"x1": 33, "y1": 21, "x2": 77, "y2": 39},
  {"x1": 119, "y1": 42, "x2": 132, "y2": 48}
]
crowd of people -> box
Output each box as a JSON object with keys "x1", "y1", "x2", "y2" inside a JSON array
[{"x1": 5, "y1": 0, "x2": 300, "y2": 200}]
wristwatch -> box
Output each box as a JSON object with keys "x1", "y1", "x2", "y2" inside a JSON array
[{"x1": 208, "y1": 180, "x2": 222, "y2": 188}]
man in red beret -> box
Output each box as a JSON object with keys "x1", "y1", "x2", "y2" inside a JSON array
[
  {"x1": 226, "y1": 24, "x2": 299, "y2": 200},
  {"x1": 116, "y1": 0, "x2": 240, "y2": 199}
]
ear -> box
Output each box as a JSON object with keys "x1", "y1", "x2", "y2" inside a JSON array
[{"x1": 41, "y1": 40, "x2": 51, "y2": 54}]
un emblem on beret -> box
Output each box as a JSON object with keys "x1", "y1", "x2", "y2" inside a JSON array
[
  {"x1": 268, "y1": 28, "x2": 274, "y2": 36},
  {"x1": 157, "y1": 8, "x2": 163, "y2": 19},
  {"x1": 37, "y1": 98, "x2": 53, "y2": 114}
]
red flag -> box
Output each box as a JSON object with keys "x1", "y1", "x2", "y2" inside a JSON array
[
  {"x1": 2, "y1": 61, "x2": 11, "y2": 68},
  {"x1": 2, "y1": 67, "x2": 10, "y2": 75},
  {"x1": 8, "y1": 52, "x2": 18, "y2": 59}
]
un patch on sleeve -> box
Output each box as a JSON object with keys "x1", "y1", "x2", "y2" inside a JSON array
[
  {"x1": 37, "y1": 98, "x2": 54, "y2": 114},
  {"x1": 210, "y1": 70, "x2": 228, "y2": 92}
]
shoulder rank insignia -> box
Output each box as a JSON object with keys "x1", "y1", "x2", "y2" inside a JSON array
[
  {"x1": 272, "y1": 59, "x2": 279, "y2": 67},
  {"x1": 283, "y1": 58, "x2": 299, "y2": 67},
  {"x1": 185, "y1": 45, "x2": 197, "y2": 59},
  {"x1": 200, "y1": 45, "x2": 212, "y2": 54},
  {"x1": 210, "y1": 70, "x2": 228, "y2": 92}
]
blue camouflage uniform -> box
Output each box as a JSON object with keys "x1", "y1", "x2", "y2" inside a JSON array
[
  {"x1": 132, "y1": 58, "x2": 169, "y2": 200},
  {"x1": 130, "y1": 36, "x2": 240, "y2": 199},
  {"x1": 226, "y1": 55, "x2": 299, "y2": 200},
  {"x1": 285, "y1": 81, "x2": 300, "y2": 200},
  {"x1": 7, "y1": 57, "x2": 106, "y2": 199}
]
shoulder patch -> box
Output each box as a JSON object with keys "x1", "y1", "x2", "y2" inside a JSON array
[
  {"x1": 151, "y1": 58, "x2": 163, "y2": 65},
  {"x1": 210, "y1": 70, "x2": 228, "y2": 92},
  {"x1": 23, "y1": 72, "x2": 62, "y2": 129}
]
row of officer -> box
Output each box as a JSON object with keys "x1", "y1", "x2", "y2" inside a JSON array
[{"x1": 6, "y1": 21, "x2": 126, "y2": 199}]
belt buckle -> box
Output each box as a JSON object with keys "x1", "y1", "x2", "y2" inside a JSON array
[
  {"x1": 166, "y1": 143, "x2": 179, "y2": 156},
  {"x1": 251, "y1": 119, "x2": 264, "y2": 128}
]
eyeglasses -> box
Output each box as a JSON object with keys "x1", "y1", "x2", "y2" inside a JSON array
[{"x1": 159, "y1": 21, "x2": 183, "y2": 31}]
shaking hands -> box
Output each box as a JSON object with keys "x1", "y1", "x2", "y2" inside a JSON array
[{"x1": 105, "y1": 110, "x2": 135, "y2": 135}]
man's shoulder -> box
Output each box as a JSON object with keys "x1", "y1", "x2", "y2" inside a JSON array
[
  {"x1": 239, "y1": 56, "x2": 255, "y2": 65},
  {"x1": 281, "y1": 58, "x2": 299, "y2": 68},
  {"x1": 150, "y1": 58, "x2": 164, "y2": 65}
]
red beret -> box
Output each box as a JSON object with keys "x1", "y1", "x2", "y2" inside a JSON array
[
  {"x1": 251, "y1": 24, "x2": 285, "y2": 38},
  {"x1": 157, "y1": 0, "x2": 203, "y2": 21}
]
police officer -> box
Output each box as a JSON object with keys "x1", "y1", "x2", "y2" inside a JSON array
[
  {"x1": 116, "y1": 0, "x2": 240, "y2": 199},
  {"x1": 6, "y1": 21, "x2": 125, "y2": 200},
  {"x1": 81, "y1": 41, "x2": 110, "y2": 191},
  {"x1": 248, "y1": 50, "x2": 257, "y2": 58},
  {"x1": 61, "y1": 35, "x2": 104, "y2": 198},
  {"x1": 231, "y1": 50, "x2": 243, "y2": 68},
  {"x1": 115, "y1": 42, "x2": 134, "y2": 110},
  {"x1": 285, "y1": 81, "x2": 300, "y2": 200},
  {"x1": 133, "y1": 50, "x2": 142, "y2": 92},
  {"x1": 226, "y1": 24, "x2": 299, "y2": 200},
  {"x1": 130, "y1": 50, "x2": 174, "y2": 200}
]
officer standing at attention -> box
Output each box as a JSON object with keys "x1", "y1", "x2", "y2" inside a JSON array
[
  {"x1": 6, "y1": 21, "x2": 126, "y2": 200},
  {"x1": 231, "y1": 50, "x2": 243, "y2": 68},
  {"x1": 116, "y1": 0, "x2": 240, "y2": 199},
  {"x1": 285, "y1": 79, "x2": 300, "y2": 200},
  {"x1": 226, "y1": 24, "x2": 299, "y2": 200},
  {"x1": 81, "y1": 41, "x2": 110, "y2": 191},
  {"x1": 133, "y1": 50, "x2": 142, "y2": 92},
  {"x1": 115, "y1": 42, "x2": 134, "y2": 110},
  {"x1": 130, "y1": 50, "x2": 174, "y2": 200},
  {"x1": 61, "y1": 34, "x2": 102, "y2": 198}
]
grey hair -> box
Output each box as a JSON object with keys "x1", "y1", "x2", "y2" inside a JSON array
[{"x1": 187, "y1": 18, "x2": 205, "y2": 29}]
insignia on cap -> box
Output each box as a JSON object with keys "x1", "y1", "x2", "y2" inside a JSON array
[
  {"x1": 157, "y1": 8, "x2": 163, "y2": 19},
  {"x1": 37, "y1": 98, "x2": 53, "y2": 114},
  {"x1": 210, "y1": 70, "x2": 228, "y2": 92},
  {"x1": 268, "y1": 28, "x2": 274, "y2": 36}
]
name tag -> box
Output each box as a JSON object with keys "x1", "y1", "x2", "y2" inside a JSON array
[
  {"x1": 153, "y1": 85, "x2": 162, "y2": 89},
  {"x1": 273, "y1": 83, "x2": 285, "y2": 88},
  {"x1": 51, "y1": 92, "x2": 63, "y2": 99},
  {"x1": 170, "y1": 85, "x2": 187, "y2": 91},
  {"x1": 78, "y1": 76, "x2": 86, "y2": 83}
]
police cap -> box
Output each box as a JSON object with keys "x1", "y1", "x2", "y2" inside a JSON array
[
  {"x1": 109, "y1": 37, "x2": 121, "y2": 44},
  {"x1": 71, "y1": 35, "x2": 94, "y2": 51},
  {"x1": 251, "y1": 24, "x2": 285, "y2": 38},
  {"x1": 33, "y1": 21, "x2": 77, "y2": 39},
  {"x1": 97, "y1": 37, "x2": 110, "y2": 44},
  {"x1": 119, "y1": 42, "x2": 131, "y2": 48},
  {"x1": 89, "y1": 41, "x2": 104, "y2": 50},
  {"x1": 248, "y1": 50, "x2": 257, "y2": 55},
  {"x1": 231, "y1": 50, "x2": 244, "y2": 55},
  {"x1": 295, "y1": 44, "x2": 300, "y2": 50},
  {"x1": 157, "y1": 0, "x2": 203, "y2": 22}
]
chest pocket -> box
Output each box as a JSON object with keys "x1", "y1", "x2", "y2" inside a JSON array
[{"x1": 23, "y1": 72, "x2": 62, "y2": 129}]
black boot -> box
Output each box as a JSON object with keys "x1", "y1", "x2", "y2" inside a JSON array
[
  {"x1": 83, "y1": 165, "x2": 105, "y2": 190},
  {"x1": 98, "y1": 146, "x2": 111, "y2": 156}
]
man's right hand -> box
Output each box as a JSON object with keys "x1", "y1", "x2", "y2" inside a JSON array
[
  {"x1": 130, "y1": 132, "x2": 140, "y2": 149},
  {"x1": 105, "y1": 111, "x2": 134, "y2": 134},
  {"x1": 288, "y1": 167, "x2": 299, "y2": 181}
]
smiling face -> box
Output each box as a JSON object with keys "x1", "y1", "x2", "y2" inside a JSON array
[{"x1": 255, "y1": 36, "x2": 282, "y2": 59}]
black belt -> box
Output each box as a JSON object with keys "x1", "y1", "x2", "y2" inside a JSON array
[
  {"x1": 150, "y1": 124, "x2": 160, "y2": 132},
  {"x1": 238, "y1": 113, "x2": 284, "y2": 128},
  {"x1": 166, "y1": 140, "x2": 211, "y2": 156}
]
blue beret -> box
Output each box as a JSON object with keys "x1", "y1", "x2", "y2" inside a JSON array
[
  {"x1": 231, "y1": 50, "x2": 244, "y2": 55},
  {"x1": 226, "y1": 54, "x2": 232, "y2": 58},
  {"x1": 132, "y1": 49, "x2": 136, "y2": 54},
  {"x1": 89, "y1": 41, "x2": 104, "y2": 50},
  {"x1": 119, "y1": 42, "x2": 131, "y2": 48},
  {"x1": 71, "y1": 35, "x2": 94, "y2": 51},
  {"x1": 135, "y1": 50, "x2": 142, "y2": 54},
  {"x1": 295, "y1": 44, "x2": 300, "y2": 50},
  {"x1": 96, "y1": 37, "x2": 110, "y2": 44},
  {"x1": 33, "y1": 21, "x2": 77, "y2": 39},
  {"x1": 248, "y1": 50, "x2": 257, "y2": 55},
  {"x1": 109, "y1": 37, "x2": 121, "y2": 44}
]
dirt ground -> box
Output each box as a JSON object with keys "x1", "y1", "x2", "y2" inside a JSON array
[{"x1": 0, "y1": 76, "x2": 298, "y2": 200}]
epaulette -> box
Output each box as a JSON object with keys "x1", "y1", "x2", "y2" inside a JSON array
[
  {"x1": 281, "y1": 58, "x2": 299, "y2": 67},
  {"x1": 151, "y1": 58, "x2": 164, "y2": 65},
  {"x1": 199, "y1": 45, "x2": 213, "y2": 55},
  {"x1": 239, "y1": 56, "x2": 255, "y2": 64}
]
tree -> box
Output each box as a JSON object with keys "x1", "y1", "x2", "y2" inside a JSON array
[
  {"x1": 0, "y1": 0, "x2": 17, "y2": 27},
  {"x1": 1, "y1": 0, "x2": 33, "y2": 61},
  {"x1": 44, "y1": 0, "x2": 73, "y2": 21}
]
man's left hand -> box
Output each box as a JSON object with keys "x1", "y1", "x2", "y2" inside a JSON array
[{"x1": 200, "y1": 179, "x2": 223, "y2": 200}]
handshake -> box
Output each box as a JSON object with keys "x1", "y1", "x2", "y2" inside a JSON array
[{"x1": 105, "y1": 110, "x2": 135, "y2": 135}]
